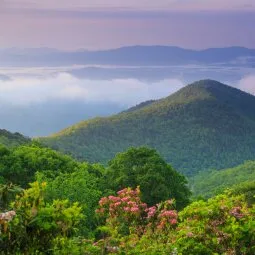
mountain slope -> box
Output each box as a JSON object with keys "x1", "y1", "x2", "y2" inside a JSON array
[
  {"x1": 38, "y1": 80, "x2": 255, "y2": 176},
  {"x1": 0, "y1": 129, "x2": 30, "y2": 148},
  {"x1": 191, "y1": 161, "x2": 255, "y2": 198}
]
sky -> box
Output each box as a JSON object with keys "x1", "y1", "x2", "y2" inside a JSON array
[{"x1": 0, "y1": 0, "x2": 255, "y2": 50}]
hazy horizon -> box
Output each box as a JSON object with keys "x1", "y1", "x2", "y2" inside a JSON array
[
  {"x1": 1, "y1": 45, "x2": 255, "y2": 52},
  {"x1": 0, "y1": 0, "x2": 254, "y2": 136}
]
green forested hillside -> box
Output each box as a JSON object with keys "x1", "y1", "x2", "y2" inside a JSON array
[
  {"x1": 39, "y1": 80, "x2": 255, "y2": 176},
  {"x1": 0, "y1": 144, "x2": 195, "y2": 254},
  {"x1": 1, "y1": 144, "x2": 254, "y2": 254},
  {"x1": 0, "y1": 129, "x2": 30, "y2": 148},
  {"x1": 192, "y1": 160, "x2": 255, "y2": 198}
]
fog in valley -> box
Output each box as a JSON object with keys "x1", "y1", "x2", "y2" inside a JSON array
[{"x1": 0, "y1": 52, "x2": 254, "y2": 136}]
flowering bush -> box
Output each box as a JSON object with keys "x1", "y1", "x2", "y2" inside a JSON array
[
  {"x1": 0, "y1": 182, "x2": 84, "y2": 254},
  {"x1": 146, "y1": 199, "x2": 178, "y2": 233},
  {"x1": 1, "y1": 184, "x2": 254, "y2": 254},
  {"x1": 175, "y1": 194, "x2": 255, "y2": 254},
  {"x1": 96, "y1": 187, "x2": 147, "y2": 236},
  {"x1": 0, "y1": 210, "x2": 16, "y2": 223},
  {"x1": 95, "y1": 188, "x2": 255, "y2": 255},
  {"x1": 95, "y1": 187, "x2": 179, "y2": 253},
  {"x1": 0, "y1": 210, "x2": 16, "y2": 236}
]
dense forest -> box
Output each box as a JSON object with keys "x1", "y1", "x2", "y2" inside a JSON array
[
  {"x1": 0, "y1": 142, "x2": 255, "y2": 254},
  {"x1": 39, "y1": 80, "x2": 255, "y2": 176},
  {"x1": 1, "y1": 80, "x2": 255, "y2": 254}
]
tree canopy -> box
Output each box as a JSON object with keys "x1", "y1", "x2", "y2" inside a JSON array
[{"x1": 105, "y1": 147, "x2": 191, "y2": 209}]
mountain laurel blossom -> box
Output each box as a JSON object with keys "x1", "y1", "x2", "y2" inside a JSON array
[{"x1": 0, "y1": 211, "x2": 16, "y2": 222}]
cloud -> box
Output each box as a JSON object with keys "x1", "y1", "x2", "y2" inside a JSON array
[
  {"x1": 0, "y1": 74, "x2": 10, "y2": 81},
  {"x1": 237, "y1": 75, "x2": 255, "y2": 95},
  {"x1": 0, "y1": 71, "x2": 254, "y2": 109},
  {"x1": 0, "y1": 73, "x2": 184, "y2": 106}
]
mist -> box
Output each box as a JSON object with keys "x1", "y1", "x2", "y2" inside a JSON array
[
  {"x1": 0, "y1": 74, "x2": 184, "y2": 136},
  {"x1": 237, "y1": 75, "x2": 255, "y2": 95},
  {"x1": 0, "y1": 68, "x2": 254, "y2": 137},
  {"x1": 0, "y1": 73, "x2": 185, "y2": 106}
]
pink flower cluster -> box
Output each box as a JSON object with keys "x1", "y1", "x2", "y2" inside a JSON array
[
  {"x1": 0, "y1": 210, "x2": 16, "y2": 222},
  {"x1": 146, "y1": 206, "x2": 157, "y2": 219},
  {"x1": 96, "y1": 188, "x2": 178, "y2": 233},
  {"x1": 144, "y1": 199, "x2": 178, "y2": 231},
  {"x1": 146, "y1": 200, "x2": 177, "y2": 225},
  {"x1": 97, "y1": 187, "x2": 146, "y2": 219},
  {"x1": 157, "y1": 209, "x2": 178, "y2": 229}
]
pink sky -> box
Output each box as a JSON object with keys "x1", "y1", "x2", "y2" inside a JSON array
[
  {"x1": 0, "y1": 0, "x2": 254, "y2": 50},
  {"x1": 2, "y1": 0, "x2": 255, "y2": 11}
]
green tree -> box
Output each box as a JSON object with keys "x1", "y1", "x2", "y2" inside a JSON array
[
  {"x1": 37, "y1": 164, "x2": 103, "y2": 237},
  {"x1": 0, "y1": 182, "x2": 84, "y2": 254},
  {"x1": 0, "y1": 144, "x2": 80, "y2": 187},
  {"x1": 105, "y1": 147, "x2": 191, "y2": 209}
]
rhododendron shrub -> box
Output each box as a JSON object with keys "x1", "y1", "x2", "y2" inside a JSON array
[
  {"x1": 95, "y1": 188, "x2": 255, "y2": 255},
  {"x1": 96, "y1": 187, "x2": 148, "y2": 236},
  {"x1": 146, "y1": 199, "x2": 178, "y2": 233},
  {"x1": 95, "y1": 187, "x2": 179, "y2": 253},
  {"x1": 0, "y1": 210, "x2": 16, "y2": 236},
  {"x1": 97, "y1": 187, "x2": 178, "y2": 235},
  {"x1": 175, "y1": 194, "x2": 255, "y2": 255},
  {"x1": 0, "y1": 182, "x2": 84, "y2": 254}
]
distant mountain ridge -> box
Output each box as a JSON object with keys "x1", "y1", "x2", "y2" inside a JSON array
[
  {"x1": 0, "y1": 129, "x2": 30, "y2": 148},
  {"x1": 0, "y1": 46, "x2": 255, "y2": 67},
  {"x1": 38, "y1": 80, "x2": 255, "y2": 176}
]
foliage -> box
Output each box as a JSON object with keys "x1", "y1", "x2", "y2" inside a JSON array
[
  {"x1": 52, "y1": 237, "x2": 101, "y2": 255},
  {"x1": 97, "y1": 187, "x2": 148, "y2": 237},
  {"x1": 0, "y1": 183, "x2": 23, "y2": 210},
  {"x1": 192, "y1": 160, "x2": 255, "y2": 198},
  {"x1": 94, "y1": 189, "x2": 255, "y2": 255},
  {"x1": 0, "y1": 129, "x2": 30, "y2": 148},
  {"x1": 39, "y1": 80, "x2": 255, "y2": 176},
  {"x1": 175, "y1": 193, "x2": 255, "y2": 254},
  {"x1": 0, "y1": 143, "x2": 109, "y2": 238},
  {"x1": 95, "y1": 187, "x2": 178, "y2": 254},
  {"x1": 230, "y1": 181, "x2": 255, "y2": 206},
  {"x1": 105, "y1": 147, "x2": 191, "y2": 209},
  {"x1": 1, "y1": 174, "x2": 254, "y2": 254},
  {"x1": 1, "y1": 115, "x2": 254, "y2": 254},
  {"x1": 37, "y1": 164, "x2": 103, "y2": 236},
  {"x1": 0, "y1": 182, "x2": 83, "y2": 254},
  {"x1": 0, "y1": 144, "x2": 83, "y2": 187}
]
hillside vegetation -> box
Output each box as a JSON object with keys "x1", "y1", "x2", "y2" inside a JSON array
[
  {"x1": 192, "y1": 161, "x2": 255, "y2": 198},
  {"x1": 39, "y1": 80, "x2": 255, "y2": 176},
  {"x1": 0, "y1": 129, "x2": 30, "y2": 148},
  {"x1": 0, "y1": 143, "x2": 255, "y2": 254}
]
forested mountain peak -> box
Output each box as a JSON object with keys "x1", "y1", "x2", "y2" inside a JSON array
[
  {"x1": 136, "y1": 79, "x2": 255, "y2": 118},
  {"x1": 120, "y1": 79, "x2": 255, "y2": 117},
  {"x1": 38, "y1": 80, "x2": 255, "y2": 176},
  {"x1": 163, "y1": 79, "x2": 254, "y2": 105}
]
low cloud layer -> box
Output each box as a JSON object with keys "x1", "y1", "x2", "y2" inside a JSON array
[
  {"x1": 0, "y1": 73, "x2": 254, "y2": 137},
  {"x1": 0, "y1": 73, "x2": 254, "y2": 108},
  {"x1": 0, "y1": 73, "x2": 185, "y2": 106},
  {"x1": 237, "y1": 75, "x2": 255, "y2": 95}
]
